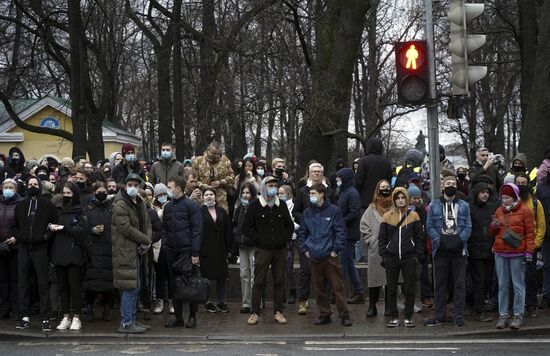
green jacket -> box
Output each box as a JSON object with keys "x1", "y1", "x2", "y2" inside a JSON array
[
  {"x1": 149, "y1": 158, "x2": 185, "y2": 185},
  {"x1": 111, "y1": 190, "x2": 152, "y2": 290}
]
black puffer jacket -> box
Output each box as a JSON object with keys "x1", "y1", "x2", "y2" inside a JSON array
[
  {"x1": 50, "y1": 197, "x2": 89, "y2": 266},
  {"x1": 111, "y1": 161, "x2": 146, "y2": 185},
  {"x1": 83, "y1": 199, "x2": 113, "y2": 292},
  {"x1": 468, "y1": 182, "x2": 497, "y2": 259},
  {"x1": 354, "y1": 138, "x2": 393, "y2": 208},
  {"x1": 161, "y1": 195, "x2": 203, "y2": 256}
]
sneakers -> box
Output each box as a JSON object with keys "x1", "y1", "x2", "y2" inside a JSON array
[
  {"x1": 510, "y1": 315, "x2": 523, "y2": 330},
  {"x1": 42, "y1": 319, "x2": 52, "y2": 332},
  {"x1": 404, "y1": 319, "x2": 415, "y2": 327},
  {"x1": 455, "y1": 319, "x2": 464, "y2": 327},
  {"x1": 386, "y1": 318, "x2": 399, "y2": 328},
  {"x1": 526, "y1": 306, "x2": 538, "y2": 318},
  {"x1": 414, "y1": 304, "x2": 422, "y2": 313},
  {"x1": 247, "y1": 313, "x2": 259, "y2": 325},
  {"x1": 16, "y1": 318, "x2": 30, "y2": 330},
  {"x1": 205, "y1": 302, "x2": 219, "y2": 313},
  {"x1": 168, "y1": 299, "x2": 175, "y2": 314},
  {"x1": 423, "y1": 317, "x2": 444, "y2": 326},
  {"x1": 314, "y1": 316, "x2": 331, "y2": 325},
  {"x1": 154, "y1": 299, "x2": 164, "y2": 314},
  {"x1": 217, "y1": 303, "x2": 230, "y2": 313},
  {"x1": 298, "y1": 301, "x2": 307, "y2": 315},
  {"x1": 135, "y1": 321, "x2": 151, "y2": 331},
  {"x1": 476, "y1": 312, "x2": 493, "y2": 322},
  {"x1": 57, "y1": 316, "x2": 72, "y2": 330},
  {"x1": 118, "y1": 323, "x2": 146, "y2": 334},
  {"x1": 496, "y1": 315, "x2": 509, "y2": 329},
  {"x1": 274, "y1": 311, "x2": 287, "y2": 324},
  {"x1": 165, "y1": 317, "x2": 185, "y2": 328},
  {"x1": 69, "y1": 317, "x2": 82, "y2": 331}
]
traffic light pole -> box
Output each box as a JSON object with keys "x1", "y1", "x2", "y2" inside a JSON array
[{"x1": 424, "y1": 0, "x2": 440, "y2": 200}]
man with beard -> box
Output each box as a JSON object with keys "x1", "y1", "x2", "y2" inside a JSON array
[
  {"x1": 515, "y1": 174, "x2": 546, "y2": 318},
  {"x1": 467, "y1": 182, "x2": 497, "y2": 322},
  {"x1": 192, "y1": 141, "x2": 235, "y2": 213},
  {"x1": 75, "y1": 169, "x2": 94, "y2": 205}
]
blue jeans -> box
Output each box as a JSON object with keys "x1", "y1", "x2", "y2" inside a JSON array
[
  {"x1": 494, "y1": 255, "x2": 525, "y2": 316},
  {"x1": 340, "y1": 240, "x2": 364, "y2": 294},
  {"x1": 120, "y1": 259, "x2": 141, "y2": 326}
]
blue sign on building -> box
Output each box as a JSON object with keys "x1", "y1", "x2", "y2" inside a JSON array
[{"x1": 39, "y1": 117, "x2": 60, "y2": 129}]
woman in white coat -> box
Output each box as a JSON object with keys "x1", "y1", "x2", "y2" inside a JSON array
[{"x1": 360, "y1": 180, "x2": 393, "y2": 317}]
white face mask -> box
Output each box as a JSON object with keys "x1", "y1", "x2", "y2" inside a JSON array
[{"x1": 126, "y1": 186, "x2": 139, "y2": 197}]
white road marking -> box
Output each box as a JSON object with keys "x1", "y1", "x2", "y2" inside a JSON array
[
  {"x1": 304, "y1": 347, "x2": 460, "y2": 351},
  {"x1": 304, "y1": 339, "x2": 550, "y2": 345},
  {"x1": 17, "y1": 341, "x2": 287, "y2": 346}
]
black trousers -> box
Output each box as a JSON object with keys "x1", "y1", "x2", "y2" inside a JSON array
[
  {"x1": 385, "y1": 256, "x2": 417, "y2": 318},
  {"x1": 468, "y1": 258, "x2": 494, "y2": 314},
  {"x1": 0, "y1": 250, "x2": 19, "y2": 316},
  {"x1": 140, "y1": 249, "x2": 154, "y2": 310},
  {"x1": 18, "y1": 247, "x2": 51, "y2": 320},
  {"x1": 297, "y1": 250, "x2": 311, "y2": 301},
  {"x1": 165, "y1": 247, "x2": 197, "y2": 320},
  {"x1": 525, "y1": 258, "x2": 539, "y2": 307},
  {"x1": 56, "y1": 264, "x2": 83, "y2": 315},
  {"x1": 251, "y1": 247, "x2": 287, "y2": 314},
  {"x1": 434, "y1": 255, "x2": 466, "y2": 321}
]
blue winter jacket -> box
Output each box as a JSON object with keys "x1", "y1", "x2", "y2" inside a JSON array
[
  {"x1": 298, "y1": 200, "x2": 347, "y2": 260},
  {"x1": 426, "y1": 197, "x2": 472, "y2": 257},
  {"x1": 336, "y1": 168, "x2": 362, "y2": 241},
  {"x1": 161, "y1": 195, "x2": 203, "y2": 256}
]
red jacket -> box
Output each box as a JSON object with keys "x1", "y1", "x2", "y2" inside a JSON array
[{"x1": 489, "y1": 202, "x2": 535, "y2": 254}]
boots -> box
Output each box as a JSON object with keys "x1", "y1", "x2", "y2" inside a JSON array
[
  {"x1": 83, "y1": 304, "x2": 94, "y2": 322},
  {"x1": 347, "y1": 292, "x2": 366, "y2": 304},
  {"x1": 366, "y1": 287, "x2": 379, "y2": 318}
]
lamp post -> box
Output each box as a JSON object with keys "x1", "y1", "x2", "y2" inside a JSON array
[{"x1": 510, "y1": 100, "x2": 519, "y2": 159}]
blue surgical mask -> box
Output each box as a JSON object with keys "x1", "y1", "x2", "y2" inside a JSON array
[
  {"x1": 257, "y1": 169, "x2": 265, "y2": 177},
  {"x1": 157, "y1": 196, "x2": 167, "y2": 204},
  {"x1": 336, "y1": 180, "x2": 342, "y2": 187},
  {"x1": 2, "y1": 188, "x2": 15, "y2": 199},
  {"x1": 161, "y1": 151, "x2": 172, "y2": 160},
  {"x1": 279, "y1": 195, "x2": 288, "y2": 202},
  {"x1": 125, "y1": 154, "x2": 136, "y2": 162},
  {"x1": 126, "y1": 186, "x2": 138, "y2": 197},
  {"x1": 309, "y1": 196, "x2": 319, "y2": 205},
  {"x1": 240, "y1": 198, "x2": 249, "y2": 207},
  {"x1": 267, "y1": 187, "x2": 277, "y2": 197},
  {"x1": 167, "y1": 190, "x2": 174, "y2": 199}
]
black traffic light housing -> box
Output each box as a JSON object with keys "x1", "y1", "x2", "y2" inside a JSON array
[{"x1": 395, "y1": 40, "x2": 430, "y2": 105}]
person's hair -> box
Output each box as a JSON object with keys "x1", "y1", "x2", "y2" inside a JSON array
[
  {"x1": 42, "y1": 181, "x2": 55, "y2": 195},
  {"x1": 88, "y1": 171, "x2": 105, "y2": 184},
  {"x1": 161, "y1": 142, "x2": 174, "y2": 148},
  {"x1": 309, "y1": 162, "x2": 324, "y2": 173},
  {"x1": 92, "y1": 181, "x2": 106, "y2": 192},
  {"x1": 76, "y1": 169, "x2": 89, "y2": 178},
  {"x1": 301, "y1": 160, "x2": 319, "y2": 181},
  {"x1": 515, "y1": 173, "x2": 530, "y2": 184},
  {"x1": 168, "y1": 176, "x2": 186, "y2": 191},
  {"x1": 236, "y1": 157, "x2": 257, "y2": 194},
  {"x1": 279, "y1": 184, "x2": 293, "y2": 199},
  {"x1": 477, "y1": 147, "x2": 488, "y2": 155},
  {"x1": 106, "y1": 178, "x2": 116, "y2": 185},
  {"x1": 371, "y1": 179, "x2": 391, "y2": 205},
  {"x1": 310, "y1": 183, "x2": 327, "y2": 195},
  {"x1": 203, "y1": 186, "x2": 217, "y2": 197},
  {"x1": 183, "y1": 169, "x2": 196, "y2": 182},
  {"x1": 441, "y1": 169, "x2": 456, "y2": 178},
  {"x1": 241, "y1": 182, "x2": 257, "y2": 197},
  {"x1": 209, "y1": 141, "x2": 221, "y2": 150},
  {"x1": 272, "y1": 157, "x2": 285, "y2": 167},
  {"x1": 27, "y1": 176, "x2": 40, "y2": 186}
]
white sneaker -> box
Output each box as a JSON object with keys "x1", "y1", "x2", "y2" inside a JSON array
[
  {"x1": 153, "y1": 299, "x2": 164, "y2": 314},
  {"x1": 414, "y1": 304, "x2": 422, "y2": 313},
  {"x1": 69, "y1": 317, "x2": 82, "y2": 331},
  {"x1": 57, "y1": 316, "x2": 72, "y2": 330},
  {"x1": 169, "y1": 299, "x2": 175, "y2": 314}
]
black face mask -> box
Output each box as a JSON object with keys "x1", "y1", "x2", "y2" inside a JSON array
[
  {"x1": 27, "y1": 186, "x2": 40, "y2": 197},
  {"x1": 63, "y1": 196, "x2": 73, "y2": 206},
  {"x1": 457, "y1": 173, "x2": 466, "y2": 180},
  {"x1": 77, "y1": 181, "x2": 86, "y2": 189},
  {"x1": 379, "y1": 188, "x2": 391, "y2": 198},
  {"x1": 108, "y1": 189, "x2": 117, "y2": 195},
  {"x1": 513, "y1": 165, "x2": 524, "y2": 173},
  {"x1": 518, "y1": 185, "x2": 530, "y2": 199},
  {"x1": 95, "y1": 192, "x2": 108, "y2": 202},
  {"x1": 444, "y1": 186, "x2": 457, "y2": 197},
  {"x1": 37, "y1": 173, "x2": 48, "y2": 181},
  {"x1": 275, "y1": 168, "x2": 285, "y2": 176}
]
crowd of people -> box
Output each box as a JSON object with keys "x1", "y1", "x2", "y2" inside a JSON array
[{"x1": 0, "y1": 138, "x2": 549, "y2": 333}]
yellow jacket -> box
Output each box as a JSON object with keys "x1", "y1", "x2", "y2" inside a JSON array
[{"x1": 524, "y1": 195, "x2": 546, "y2": 248}]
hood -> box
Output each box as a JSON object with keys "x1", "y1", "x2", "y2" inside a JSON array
[
  {"x1": 404, "y1": 148, "x2": 424, "y2": 167},
  {"x1": 471, "y1": 182, "x2": 490, "y2": 198},
  {"x1": 499, "y1": 183, "x2": 520, "y2": 201},
  {"x1": 512, "y1": 152, "x2": 527, "y2": 167},
  {"x1": 8, "y1": 147, "x2": 26, "y2": 170},
  {"x1": 336, "y1": 168, "x2": 354, "y2": 187},
  {"x1": 24, "y1": 175, "x2": 43, "y2": 199},
  {"x1": 335, "y1": 158, "x2": 345, "y2": 170},
  {"x1": 183, "y1": 159, "x2": 193, "y2": 166},
  {"x1": 109, "y1": 151, "x2": 120, "y2": 166},
  {"x1": 258, "y1": 176, "x2": 280, "y2": 207},
  {"x1": 391, "y1": 187, "x2": 409, "y2": 212},
  {"x1": 365, "y1": 137, "x2": 384, "y2": 155}
]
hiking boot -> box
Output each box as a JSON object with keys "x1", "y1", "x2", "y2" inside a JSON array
[
  {"x1": 347, "y1": 293, "x2": 366, "y2": 304},
  {"x1": 274, "y1": 311, "x2": 287, "y2": 324},
  {"x1": 423, "y1": 318, "x2": 444, "y2": 327},
  {"x1": 69, "y1": 317, "x2": 82, "y2": 331},
  {"x1": 476, "y1": 312, "x2": 493, "y2": 322},
  {"x1": 386, "y1": 318, "x2": 399, "y2": 328},
  {"x1": 205, "y1": 302, "x2": 219, "y2": 313},
  {"x1": 526, "y1": 306, "x2": 538, "y2": 318},
  {"x1": 298, "y1": 301, "x2": 307, "y2": 315},
  {"x1": 57, "y1": 316, "x2": 72, "y2": 330},
  {"x1": 496, "y1": 315, "x2": 509, "y2": 329},
  {"x1": 118, "y1": 323, "x2": 146, "y2": 334},
  {"x1": 153, "y1": 299, "x2": 164, "y2": 314},
  {"x1": 247, "y1": 313, "x2": 259, "y2": 325},
  {"x1": 313, "y1": 316, "x2": 331, "y2": 325},
  {"x1": 510, "y1": 315, "x2": 523, "y2": 330},
  {"x1": 16, "y1": 318, "x2": 30, "y2": 330}
]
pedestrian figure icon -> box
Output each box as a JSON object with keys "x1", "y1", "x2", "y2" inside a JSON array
[{"x1": 406, "y1": 45, "x2": 418, "y2": 70}]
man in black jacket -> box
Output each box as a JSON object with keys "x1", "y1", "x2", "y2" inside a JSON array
[
  {"x1": 111, "y1": 143, "x2": 146, "y2": 186},
  {"x1": 467, "y1": 182, "x2": 497, "y2": 322},
  {"x1": 11, "y1": 177, "x2": 58, "y2": 332},
  {"x1": 354, "y1": 137, "x2": 392, "y2": 209},
  {"x1": 243, "y1": 176, "x2": 294, "y2": 325}
]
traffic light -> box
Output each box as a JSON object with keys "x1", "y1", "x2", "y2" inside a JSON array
[
  {"x1": 395, "y1": 40, "x2": 429, "y2": 105},
  {"x1": 448, "y1": 0, "x2": 487, "y2": 96}
]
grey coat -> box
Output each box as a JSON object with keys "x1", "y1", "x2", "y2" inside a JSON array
[{"x1": 360, "y1": 205, "x2": 386, "y2": 287}]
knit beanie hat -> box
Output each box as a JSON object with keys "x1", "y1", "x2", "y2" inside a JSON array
[
  {"x1": 121, "y1": 143, "x2": 135, "y2": 156},
  {"x1": 154, "y1": 183, "x2": 168, "y2": 197},
  {"x1": 408, "y1": 185, "x2": 421, "y2": 198},
  {"x1": 60, "y1": 157, "x2": 75, "y2": 167},
  {"x1": 500, "y1": 184, "x2": 516, "y2": 200}
]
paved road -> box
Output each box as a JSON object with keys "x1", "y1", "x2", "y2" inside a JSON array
[{"x1": 2, "y1": 337, "x2": 550, "y2": 355}]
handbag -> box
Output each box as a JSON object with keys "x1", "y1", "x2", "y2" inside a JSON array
[
  {"x1": 173, "y1": 265, "x2": 211, "y2": 304},
  {"x1": 502, "y1": 214, "x2": 523, "y2": 248},
  {"x1": 0, "y1": 242, "x2": 11, "y2": 255}
]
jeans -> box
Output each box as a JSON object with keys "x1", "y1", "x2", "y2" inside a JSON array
[
  {"x1": 542, "y1": 236, "x2": 550, "y2": 299},
  {"x1": 494, "y1": 255, "x2": 525, "y2": 316},
  {"x1": 340, "y1": 240, "x2": 364, "y2": 294},
  {"x1": 239, "y1": 247, "x2": 254, "y2": 308},
  {"x1": 120, "y1": 258, "x2": 141, "y2": 326}
]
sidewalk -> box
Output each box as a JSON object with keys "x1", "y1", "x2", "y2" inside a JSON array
[{"x1": 2, "y1": 301, "x2": 549, "y2": 340}]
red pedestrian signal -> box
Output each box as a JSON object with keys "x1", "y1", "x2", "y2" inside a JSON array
[{"x1": 395, "y1": 41, "x2": 429, "y2": 105}]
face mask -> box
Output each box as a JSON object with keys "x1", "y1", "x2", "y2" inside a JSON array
[
  {"x1": 77, "y1": 181, "x2": 86, "y2": 189},
  {"x1": 95, "y1": 192, "x2": 107, "y2": 202},
  {"x1": 108, "y1": 189, "x2": 117, "y2": 195},
  {"x1": 167, "y1": 190, "x2": 174, "y2": 199},
  {"x1": 309, "y1": 196, "x2": 319, "y2": 206},
  {"x1": 27, "y1": 186, "x2": 40, "y2": 197},
  {"x1": 379, "y1": 188, "x2": 391, "y2": 198},
  {"x1": 257, "y1": 169, "x2": 265, "y2": 177},
  {"x1": 266, "y1": 187, "x2": 277, "y2": 197},
  {"x1": 125, "y1": 154, "x2": 136, "y2": 162},
  {"x1": 457, "y1": 173, "x2": 466, "y2": 180},
  {"x1": 503, "y1": 200, "x2": 518, "y2": 212},
  {"x1": 275, "y1": 168, "x2": 285, "y2": 176},
  {"x1": 2, "y1": 189, "x2": 15, "y2": 199},
  {"x1": 204, "y1": 201, "x2": 216, "y2": 207},
  {"x1": 279, "y1": 195, "x2": 288, "y2": 202},
  {"x1": 513, "y1": 165, "x2": 524, "y2": 173},
  {"x1": 157, "y1": 196, "x2": 167, "y2": 204},
  {"x1": 161, "y1": 151, "x2": 172, "y2": 160},
  {"x1": 37, "y1": 173, "x2": 48, "y2": 181},
  {"x1": 518, "y1": 185, "x2": 530, "y2": 197},
  {"x1": 126, "y1": 186, "x2": 138, "y2": 197},
  {"x1": 240, "y1": 198, "x2": 250, "y2": 207},
  {"x1": 444, "y1": 186, "x2": 457, "y2": 197},
  {"x1": 63, "y1": 196, "x2": 73, "y2": 205},
  {"x1": 11, "y1": 157, "x2": 19, "y2": 164},
  {"x1": 336, "y1": 180, "x2": 342, "y2": 187}
]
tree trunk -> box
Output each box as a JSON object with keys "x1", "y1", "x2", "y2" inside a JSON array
[
  {"x1": 517, "y1": 0, "x2": 538, "y2": 121},
  {"x1": 156, "y1": 42, "x2": 173, "y2": 149},
  {"x1": 172, "y1": 0, "x2": 185, "y2": 159}
]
